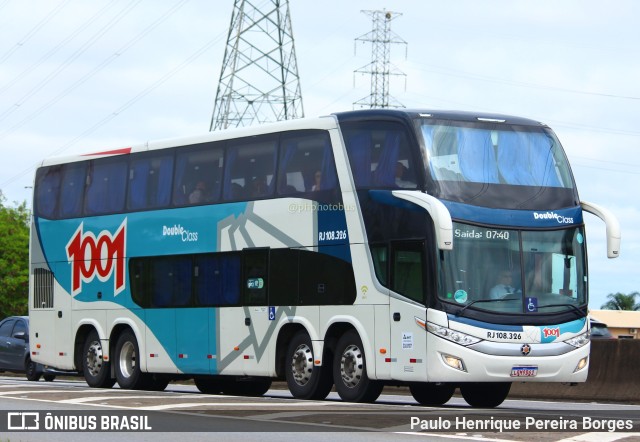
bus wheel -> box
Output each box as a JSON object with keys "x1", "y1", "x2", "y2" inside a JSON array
[
  {"x1": 25, "y1": 358, "x2": 41, "y2": 382},
  {"x1": 146, "y1": 375, "x2": 169, "y2": 391},
  {"x1": 82, "y1": 330, "x2": 115, "y2": 388},
  {"x1": 114, "y1": 330, "x2": 146, "y2": 390},
  {"x1": 220, "y1": 378, "x2": 272, "y2": 396},
  {"x1": 409, "y1": 383, "x2": 455, "y2": 406},
  {"x1": 333, "y1": 330, "x2": 383, "y2": 403},
  {"x1": 43, "y1": 374, "x2": 56, "y2": 382},
  {"x1": 285, "y1": 331, "x2": 333, "y2": 400},
  {"x1": 194, "y1": 376, "x2": 224, "y2": 394},
  {"x1": 460, "y1": 382, "x2": 511, "y2": 408}
]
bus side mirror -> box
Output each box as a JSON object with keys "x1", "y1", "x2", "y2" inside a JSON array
[
  {"x1": 392, "y1": 191, "x2": 453, "y2": 251},
  {"x1": 581, "y1": 201, "x2": 621, "y2": 258}
]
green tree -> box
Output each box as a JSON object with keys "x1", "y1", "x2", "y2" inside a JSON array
[
  {"x1": 0, "y1": 191, "x2": 30, "y2": 317},
  {"x1": 600, "y1": 292, "x2": 640, "y2": 311}
]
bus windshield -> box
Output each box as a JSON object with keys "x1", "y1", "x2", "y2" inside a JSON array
[
  {"x1": 418, "y1": 119, "x2": 578, "y2": 210},
  {"x1": 439, "y1": 223, "x2": 587, "y2": 315}
]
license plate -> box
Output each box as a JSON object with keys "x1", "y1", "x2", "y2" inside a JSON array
[{"x1": 510, "y1": 365, "x2": 538, "y2": 377}]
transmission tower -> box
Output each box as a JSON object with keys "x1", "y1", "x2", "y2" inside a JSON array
[
  {"x1": 353, "y1": 10, "x2": 407, "y2": 109},
  {"x1": 210, "y1": 0, "x2": 304, "y2": 131}
]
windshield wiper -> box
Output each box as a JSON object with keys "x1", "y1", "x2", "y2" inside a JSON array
[
  {"x1": 536, "y1": 303, "x2": 585, "y2": 318},
  {"x1": 455, "y1": 296, "x2": 519, "y2": 317}
]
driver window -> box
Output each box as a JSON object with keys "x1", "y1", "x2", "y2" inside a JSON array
[{"x1": 391, "y1": 241, "x2": 424, "y2": 304}]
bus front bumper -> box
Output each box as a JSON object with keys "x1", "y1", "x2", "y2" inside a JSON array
[{"x1": 426, "y1": 333, "x2": 590, "y2": 383}]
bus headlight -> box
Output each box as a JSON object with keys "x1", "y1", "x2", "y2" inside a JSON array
[
  {"x1": 565, "y1": 331, "x2": 590, "y2": 348},
  {"x1": 427, "y1": 322, "x2": 482, "y2": 346}
]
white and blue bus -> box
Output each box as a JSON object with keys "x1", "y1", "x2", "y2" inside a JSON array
[{"x1": 29, "y1": 109, "x2": 620, "y2": 407}]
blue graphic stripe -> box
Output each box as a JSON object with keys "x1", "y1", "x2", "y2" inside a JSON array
[
  {"x1": 441, "y1": 201, "x2": 583, "y2": 228},
  {"x1": 448, "y1": 314, "x2": 524, "y2": 331}
]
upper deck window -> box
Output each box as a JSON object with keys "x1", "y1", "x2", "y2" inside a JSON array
[
  {"x1": 342, "y1": 121, "x2": 419, "y2": 190},
  {"x1": 418, "y1": 119, "x2": 578, "y2": 209}
]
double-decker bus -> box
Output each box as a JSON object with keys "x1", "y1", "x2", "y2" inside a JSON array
[{"x1": 29, "y1": 109, "x2": 620, "y2": 407}]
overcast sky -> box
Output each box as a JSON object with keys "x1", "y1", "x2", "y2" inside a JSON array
[{"x1": 0, "y1": 0, "x2": 638, "y2": 310}]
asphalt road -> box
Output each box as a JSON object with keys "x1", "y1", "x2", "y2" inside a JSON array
[{"x1": 0, "y1": 376, "x2": 639, "y2": 442}]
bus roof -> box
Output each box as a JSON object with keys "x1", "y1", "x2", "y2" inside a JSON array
[
  {"x1": 38, "y1": 109, "x2": 548, "y2": 168},
  {"x1": 334, "y1": 108, "x2": 548, "y2": 127},
  {"x1": 39, "y1": 114, "x2": 339, "y2": 167}
]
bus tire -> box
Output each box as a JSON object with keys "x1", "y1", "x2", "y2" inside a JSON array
[
  {"x1": 225, "y1": 378, "x2": 272, "y2": 397},
  {"x1": 460, "y1": 382, "x2": 511, "y2": 408},
  {"x1": 409, "y1": 383, "x2": 455, "y2": 406},
  {"x1": 194, "y1": 376, "x2": 225, "y2": 394},
  {"x1": 114, "y1": 329, "x2": 146, "y2": 390},
  {"x1": 285, "y1": 331, "x2": 333, "y2": 400},
  {"x1": 82, "y1": 330, "x2": 115, "y2": 388},
  {"x1": 333, "y1": 329, "x2": 383, "y2": 403},
  {"x1": 145, "y1": 375, "x2": 169, "y2": 391}
]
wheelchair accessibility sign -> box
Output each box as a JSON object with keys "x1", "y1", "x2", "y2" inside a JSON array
[{"x1": 269, "y1": 306, "x2": 276, "y2": 321}]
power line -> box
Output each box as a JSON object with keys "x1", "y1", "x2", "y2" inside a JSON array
[
  {"x1": 0, "y1": 0, "x2": 190, "y2": 141},
  {"x1": 401, "y1": 90, "x2": 640, "y2": 137},
  {"x1": 0, "y1": 0, "x2": 142, "y2": 125},
  {"x1": 408, "y1": 61, "x2": 640, "y2": 102},
  {"x1": 0, "y1": 0, "x2": 71, "y2": 65},
  {"x1": 0, "y1": 26, "x2": 226, "y2": 190},
  {"x1": 0, "y1": 0, "x2": 118, "y2": 97}
]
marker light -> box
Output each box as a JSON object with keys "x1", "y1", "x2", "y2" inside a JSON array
[{"x1": 427, "y1": 322, "x2": 482, "y2": 346}]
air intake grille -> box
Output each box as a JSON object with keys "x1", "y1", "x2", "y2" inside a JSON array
[{"x1": 33, "y1": 268, "x2": 54, "y2": 309}]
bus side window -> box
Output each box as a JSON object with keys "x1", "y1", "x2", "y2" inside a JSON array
[
  {"x1": 269, "y1": 248, "x2": 298, "y2": 306},
  {"x1": 35, "y1": 166, "x2": 62, "y2": 219},
  {"x1": 149, "y1": 256, "x2": 192, "y2": 307},
  {"x1": 194, "y1": 253, "x2": 241, "y2": 306},
  {"x1": 84, "y1": 157, "x2": 128, "y2": 216},
  {"x1": 224, "y1": 136, "x2": 277, "y2": 202},
  {"x1": 370, "y1": 244, "x2": 388, "y2": 287},
  {"x1": 59, "y1": 162, "x2": 88, "y2": 219},
  {"x1": 173, "y1": 142, "x2": 224, "y2": 206},
  {"x1": 130, "y1": 259, "x2": 149, "y2": 308},
  {"x1": 298, "y1": 248, "x2": 356, "y2": 305},
  {"x1": 391, "y1": 241, "x2": 425, "y2": 304},
  {"x1": 128, "y1": 153, "x2": 173, "y2": 211},
  {"x1": 343, "y1": 121, "x2": 418, "y2": 190},
  {"x1": 277, "y1": 131, "x2": 338, "y2": 196}
]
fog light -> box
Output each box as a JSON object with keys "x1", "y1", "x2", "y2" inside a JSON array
[
  {"x1": 574, "y1": 356, "x2": 588, "y2": 373},
  {"x1": 441, "y1": 353, "x2": 466, "y2": 372}
]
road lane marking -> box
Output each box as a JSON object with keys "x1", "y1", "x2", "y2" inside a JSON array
[
  {"x1": 58, "y1": 394, "x2": 200, "y2": 403},
  {"x1": 140, "y1": 402, "x2": 334, "y2": 410},
  {"x1": 0, "y1": 389, "x2": 102, "y2": 395},
  {"x1": 557, "y1": 434, "x2": 640, "y2": 442}
]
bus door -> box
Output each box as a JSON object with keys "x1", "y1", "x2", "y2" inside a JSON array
[
  {"x1": 389, "y1": 241, "x2": 428, "y2": 381},
  {"x1": 217, "y1": 249, "x2": 272, "y2": 376},
  {"x1": 239, "y1": 248, "x2": 273, "y2": 376}
]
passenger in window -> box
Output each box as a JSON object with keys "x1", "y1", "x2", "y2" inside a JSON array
[
  {"x1": 395, "y1": 162, "x2": 416, "y2": 188},
  {"x1": 311, "y1": 171, "x2": 322, "y2": 191},
  {"x1": 251, "y1": 176, "x2": 268, "y2": 197},
  {"x1": 189, "y1": 181, "x2": 207, "y2": 204}
]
